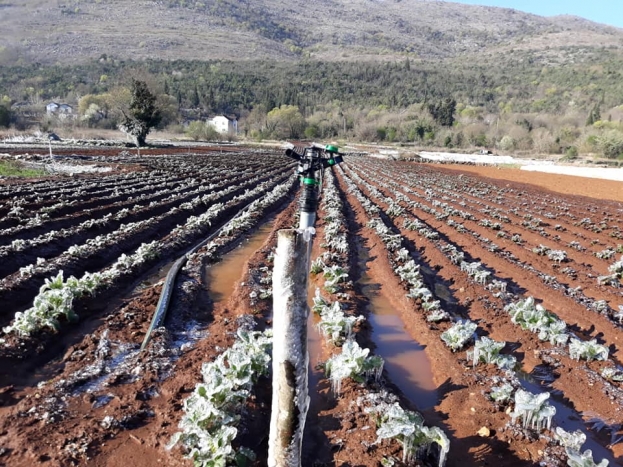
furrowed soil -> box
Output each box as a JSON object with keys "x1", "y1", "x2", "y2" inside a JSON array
[{"x1": 0, "y1": 148, "x2": 621, "y2": 467}]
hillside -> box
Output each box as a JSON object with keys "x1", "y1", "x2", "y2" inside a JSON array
[{"x1": 1, "y1": 0, "x2": 622, "y2": 65}]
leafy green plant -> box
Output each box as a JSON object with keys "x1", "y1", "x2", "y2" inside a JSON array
[
  {"x1": 510, "y1": 389, "x2": 556, "y2": 432},
  {"x1": 440, "y1": 320, "x2": 477, "y2": 352},
  {"x1": 556, "y1": 427, "x2": 609, "y2": 467},
  {"x1": 568, "y1": 338, "x2": 609, "y2": 362},
  {"x1": 322, "y1": 264, "x2": 349, "y2": 293},
  {"x1": 489, "y1": 383, "x2": 514, "y2": 403},
  {"x1": 324, "y1": 339, "x2": 384, "y2": 393},
  {"x1": 317, "y1": 301, "x2": 364, "y2": 345},
  {"x1": 601, "y1": 366, "x2": 623, "y2": 382},
  {"x1": 467, "y1": 336, "x2": 516, "y2": 370},
  {"x1": 168, "y1": 329, "x2": 271, "y2": 466},
  {"x1": 3, "y1": 241, "x2": 160, "y2": 338},
  {"x1": 366, "y1": 400, "x2": 449, "y2": 467},
  {"x1": 566, "y1": 449, "x2": 609, "y2": 467},
  {"x1": 505, "y1": 297, "x2": 569, "y2": 345}
]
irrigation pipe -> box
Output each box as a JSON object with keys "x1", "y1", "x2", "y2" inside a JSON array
[{"x1": 140, "y1": 194, "x2": 273, "y2": 351}]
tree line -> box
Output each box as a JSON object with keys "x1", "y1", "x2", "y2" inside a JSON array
[{"x1": 1, "y1": 54, "x2": 623, "y2": 158}]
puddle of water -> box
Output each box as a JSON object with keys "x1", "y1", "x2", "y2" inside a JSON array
[
  {"x1": 205, "y1": 221, "x2": 275, "y2": 304},
  {"x1": 307, "y1": 283, "x2": 324, "y2": 392},
  {"x1": 69, "y1": 343, "x2": 140, "y2": 396},
  {"x1": 357, "y1": 242, "x2": 438, "y2": 410}
]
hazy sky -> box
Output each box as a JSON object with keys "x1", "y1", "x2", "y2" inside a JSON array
[{"x1": 448, "y1": 1, "x2": 623, "y2": 28}]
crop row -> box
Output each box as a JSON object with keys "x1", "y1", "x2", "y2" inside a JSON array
[{"x1": 336, "y1": 162, "x2": 616, "y2": 466}]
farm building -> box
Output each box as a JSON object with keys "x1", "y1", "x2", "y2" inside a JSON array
[{"x1": 207, "y1": 115, "x2": 238, "y2": 135}]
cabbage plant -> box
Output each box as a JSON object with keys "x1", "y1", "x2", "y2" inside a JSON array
[
  {"x1": 568, "y1": 338, "x2": 609, "y2": 362},
  {"x1": 324, "y1": 339, "x2": 384, "y2": 393},
  {"x1": 3, "y1": 241, "x2": 159, "y2": 338},
  {"x1": 556, "y1": 427, "x2": 609, "y2": 467},
  {"x1": 510, "y1": 389, "x2": 556, "y2": 431},
  {"x1": 467, "y1": 336, "x2": 516, "y2": 370},
  {"x1": 440, "y1": 320, "x2": 477, "y2": 352},
  {"x1": 317, "y1": 301, "x2": 364, "y2": 345},
  {"x1": 489, "y1": 383, "x2": 514, "y2": 403},
  {"x1": 366, "y1": 401, "x2": 449, "y2": 467},
  {"x1": 168, "y1": 329, "x2": 271, "y2": 466},
  {"x1": 505, "y1": 297, "x2": 569, "y2": 345}
]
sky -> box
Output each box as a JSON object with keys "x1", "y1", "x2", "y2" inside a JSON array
[{"x1": 448, "y1": 1, "x2": 623, "y2": 29}]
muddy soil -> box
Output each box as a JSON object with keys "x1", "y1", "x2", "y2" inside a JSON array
[{"x1": 1, "y1": 151, "x2": 622, "y2": 467}]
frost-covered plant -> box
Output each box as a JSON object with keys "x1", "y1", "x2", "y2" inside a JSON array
[
  {"x1": 317, "y1": 301, "x2": 364, "y2": 345},
  {"x1": 310, "y1": 257, "x2": 326, "y2": 275},
  {"x1": 395, "y1": 248, "x2": 410, "y2": 263},
  {"x1": 426, "y1": 306, "x2": 451, "y2": 323},
  {"x1": 467, "y1": 337, "x2": 516, "y2": 370},
  {"x1": 566, "y1": 449, "x2": 609, "y2": 467},
  {"x1": 68, "y1": 244, "x2": 91, "y2": 257},
  {"x1": 168, "y1": 328, "x2": 271, "y2": 466},
  {"x1": 596, "y1": 248, "x2": 616, "y2": 260},
  {"x1": 19, "y1": 264, "x2": 36, "y2": 277},
  {"x1": 324, "y1": 339, "x2": 384, "y2": 393},
  {"x1": 440, "y1": 320, "x2": 477, "y2": 352},
  {"x1": 505, "y1": 297, "x2": 569, "y2": 346},
  {"x1": 555, "y1": 427, "x2": 586, "y2": 452},
  {"x1": 510, "y1": 389, "x2": 556, "y2": 432},
  {"x1": 601, "y1": 366, "x2": 623, "y2": 382},
  {"x1": 406, "y1": 283, "x2": 433, "y2": 302},
  {"x1": 11, "y1": 239, "x2": 27, "y2": 251},
  {"x1": 533, "y1": 244, "x2": 551, "y2": 256},
  {"x1": 323, "y1": 264, "x2": 349, "y2": 293},
  {"x1": 395, "y1": 260, "x2": 421, "y2": 283},
  {"x1": 489, "y1": 383, "x2": 514, "y2": 403},
  {"x1": 606, "y1": 256, "x2": 623, "y2": 278},
  {"x1": 548, "y1": 250, "x2": 567, "y2": 263},
  {"x1": 568, "y1": 338, "x2": 609, "y2": 362},
  {"x1": 386, "y1": 202, "x2": 404, "y2": 218},
  {"x1": 367, "y1": 401, "x2": 450, "y2": 467},
  {"x1": 311, "y1": 289, "x2": 330, "y2": 315},
  {"x1": 556, "y1": 427, "x2": 609, "y2": 467}
]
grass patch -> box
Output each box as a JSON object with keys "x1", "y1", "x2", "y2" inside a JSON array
[{"x1": 0, "y1": 159, "x2": 47, "y2": 177}]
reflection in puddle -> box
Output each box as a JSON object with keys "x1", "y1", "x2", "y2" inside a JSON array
[
  {"x1": 357, "y1": 242, "x2": 438, "y2": 410},
  {"x1": 205, "y1": 221, "x2": 275, "y2": 304}
]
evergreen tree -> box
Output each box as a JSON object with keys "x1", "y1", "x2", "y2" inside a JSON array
[
  {"x1": 0, "y1": 105, "x2": 10, "y2": 128},
  {"x1": 428, "y1": 98, "x2": 456, "y2": 127},
  {"x1": 119, "y1": 79, "x2": 161, "y2": 147}
]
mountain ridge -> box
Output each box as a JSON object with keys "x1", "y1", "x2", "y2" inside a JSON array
[{"x1": 0, "y1": 0, "x2": 621, "y2": 65}]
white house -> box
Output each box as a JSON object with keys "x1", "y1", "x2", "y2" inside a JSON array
[{"x1": 207, "y1": 115, "x2": 237, "y2": 135}]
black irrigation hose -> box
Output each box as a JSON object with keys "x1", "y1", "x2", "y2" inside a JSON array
[{"x1": 140, "y1": 194, "x2": 273, "y2": 351}]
